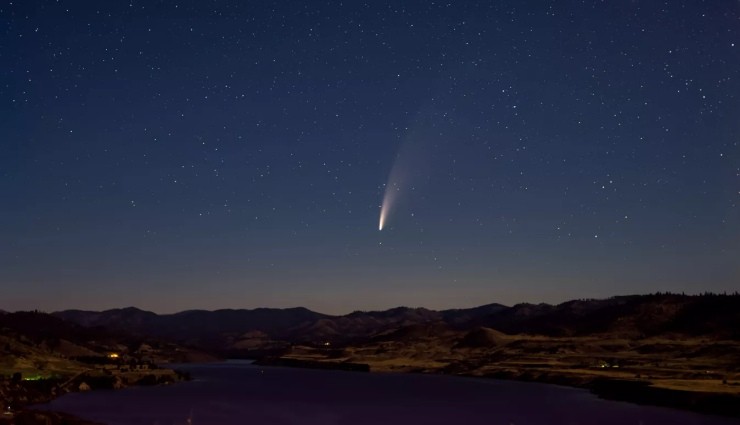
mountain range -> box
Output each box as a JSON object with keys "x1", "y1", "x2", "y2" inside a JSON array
[
  {"x1": 51, "y1": 293, "x2": 740, "y2": 356},
  {"x1": 4, "y1": 293, "x2": 738, "y2": 418}
]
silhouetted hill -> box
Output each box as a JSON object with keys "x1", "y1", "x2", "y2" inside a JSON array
[
  {"x1": 54, "y1": 307, "x2": 330, "y2": 354},
  {"x1": 371, "y1": 322, "x2": 456, "y2": 343},
  {"x1": 0, "y1": 311, "x2": 131, "y2": 348},
  {"x1": 58, "y1": 307, "x2": 158, "y2": 329},
  {"x1": 54, "y1": 304, "x2": 503, "y2": 353},
  {"x1": 440, "y1": 303, "x2": 508, "y2": 326},
  {"x1": 56, "y1": 306, "x2": 326, "y2": 336},
  {"x1": 167, "y1": 307, "x2": 326, "y2": 336},
  {"x1": 0, "y1": 311, "x2": 211, "y2": 363},
  {"x1": 473, "y1": 294, "x2": 740, "y2": 338},
  {"x1": 664, "y1": 294, "x2": 740, "y2": 338},
  {"x1": 287, "y1": 307, "x2": 444, "y2": 344},
  {"x1": 52, "y1": 294, "x2": 740, "y2": 356}
]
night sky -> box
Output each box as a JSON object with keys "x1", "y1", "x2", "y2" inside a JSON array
[{"x1": 2, "y1": 1, "x2": 739, "y2": 314}]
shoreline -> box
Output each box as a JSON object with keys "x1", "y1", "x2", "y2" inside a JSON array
[
  {"x1": 254, "y1": 356, "x2": 370, "y2": 372},
  {"x1": 9, "y1": 359, "x2": 740, "y2": 422},
  {"x1": 1, "y1": 367, "x2": 189, "y2": 425},
  {"x1": 254, "y1": 356, "x2": 740, "y2": 418},
  {"x1": 472, "y1": 369, "x2": 740, "y2": 418},
  {"x1": 2, "y1": 410, "x2": 102, "y2": 425}
]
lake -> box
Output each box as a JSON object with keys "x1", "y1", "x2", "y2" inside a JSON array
[{"x1": 39, "y1": 361, "x2": 740, "y2": 425}]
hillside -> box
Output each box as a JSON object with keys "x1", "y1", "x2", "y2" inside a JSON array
[
  {"x1": 0, "y1": 311, "x2": 209, "y2": 419},
  {"x1": 261, "y1": 294, "x2": 740, "y2": 417},
  {"x1": 471, "y1": 294, "x2": 740, "y2": 338}
]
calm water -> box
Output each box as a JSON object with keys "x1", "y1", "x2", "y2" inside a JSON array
[{"x1": 39, "y1": 361, "x2": 739, "y2": 425}]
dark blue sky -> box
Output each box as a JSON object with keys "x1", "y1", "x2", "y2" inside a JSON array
[{"x1": 1, "y1": 1, "x2": 738, "y2": 313}]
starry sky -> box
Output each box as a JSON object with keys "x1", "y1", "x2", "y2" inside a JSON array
[{"x1": 1, "y1": 1, "x2": 739, "y2": 314}]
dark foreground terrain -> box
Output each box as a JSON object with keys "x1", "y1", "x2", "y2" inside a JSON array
[
  {"x1": 0, "y1": 312, "x2": 205, "y2": 423},
  {"x1": 3, "y1": 293, "x2": 739, "y2": 421},
  {"x1": 255, "y1": 294, "x2": 740, "y2": 416}
]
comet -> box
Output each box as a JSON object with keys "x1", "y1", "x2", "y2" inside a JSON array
[
  {"x1": 378, "y1": 147, "x2": 411, "y2": 231},
  {"x1": 378, "y1": 181, "x2": 399, "y2": 231},
  {"x1": 377, "y1": 107, "x2": 439, "y2": 231}
]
